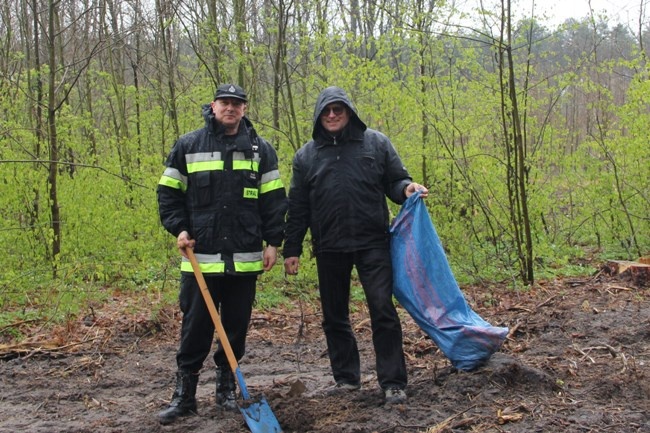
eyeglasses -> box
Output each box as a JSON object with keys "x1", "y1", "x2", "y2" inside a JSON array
[{"x1": 321, "y1": 105, "x2": 346, "y2": 117}]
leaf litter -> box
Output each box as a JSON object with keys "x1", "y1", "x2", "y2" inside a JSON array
[{"x1": 0, "y1": 272, "x2": 648, "y2": 433}]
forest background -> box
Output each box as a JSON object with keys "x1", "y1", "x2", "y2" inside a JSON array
[{"x1": 1, "y1": 0, "x2": 648, "y2": 332}]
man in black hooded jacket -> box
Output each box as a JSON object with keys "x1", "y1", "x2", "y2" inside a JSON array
[
  {"x1": 284, "y1": 86, "x2": 428, "y2": 405},
  {"x1": 156, "y1": 84, "x2": 287, "y2": 424}
]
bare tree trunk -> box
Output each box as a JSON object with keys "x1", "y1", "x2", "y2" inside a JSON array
[
  {"x1": 498, "y1": 0, "x2": 534, "y2": 283},
  {"x1": 206, "y1": 0, "x2": 223, "y2": 85},
  {"x1": 234, "y1": 0, "x2": 246, "y2": 85},
  {"x1": 130, "y1": 0, "x2": 143, "y2": 158},
  {"x1": 0, "y1": 3, "x2": 15, "y2": 85},
  {"x1": 105, "y1": 0, "x2": 129, "y2": 142},
  {"x1": 316, "y1": 0, "x2": 328, "y2": 69},
  {"x1": 636, "y1": 0, "x2": 646, "y2": 64},
  {"x1": 282, "y1": 57, "x2": 301, "y2": 150},
  {"x1": 21, "y1": 0, "x2": 46, "y2": 236},
  {"x1": 269, "y1": 0, "x2": 301, "y2": 150},
  {"x1": 47, "y1": 0, "x2": 61, "y2": 277},
  {"x1": 156, "y1": 0, "x2": 179, "y2": 138},
  {"x1": 272, "y1": 0, "x2": 283, "y2": 135},
  {"x1": 81, "y1": 0, "x2": 98, "y2": 159},
  {"x1": 414, "y1": 0, "x2": 435, "y2": 186}
]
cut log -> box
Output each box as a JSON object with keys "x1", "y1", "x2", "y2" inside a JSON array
[{"x1": 603, "y1": 260, "x2": 650, "y2": 288}]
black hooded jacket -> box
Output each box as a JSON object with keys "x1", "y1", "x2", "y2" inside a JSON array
[
  {"x1": 283, "y1": 86, "x2": 412, "y2": 257},
  {"x1": 157, "y1": 103, "x2": 287, "y2": 275}
]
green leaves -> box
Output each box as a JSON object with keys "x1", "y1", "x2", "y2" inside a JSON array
[{"x1": 0, "y1": 3, "x2": 647, "y2": 327}]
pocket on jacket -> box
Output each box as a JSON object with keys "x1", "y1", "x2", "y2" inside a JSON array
[
  {"x1": 355, "y1": 155, "x2": 381, "y2": 183},
  {"x1": 192, "y1": 171, "x2": 212, "y2": 207},
  {"x1": 190, "y1": 212, "x2": 215, "y2": 247}
]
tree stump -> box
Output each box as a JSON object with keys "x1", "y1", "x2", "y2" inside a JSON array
[{"x1": 602, "y1": 259, "x2": 650, "y2": 288}]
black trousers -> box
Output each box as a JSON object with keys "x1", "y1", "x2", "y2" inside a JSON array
[
  {"x1": 316, "y1": 248, "x2": 407, "y2": 390},
  {"x1": 176, "y1": 273, "x2": 256, "y2": 373}
]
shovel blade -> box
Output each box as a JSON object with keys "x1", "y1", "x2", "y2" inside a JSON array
[{"x1": 239, "y1": 396, "x2": 283, "y2": 433}]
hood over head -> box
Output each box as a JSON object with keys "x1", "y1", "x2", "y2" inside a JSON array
[{"x1": 312, "y1": 86, "x2": 367, "y2": 141}]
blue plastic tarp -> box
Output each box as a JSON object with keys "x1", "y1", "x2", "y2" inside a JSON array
[{"x1": 390, "y1": 192, "x2": 509, "y2": 371}]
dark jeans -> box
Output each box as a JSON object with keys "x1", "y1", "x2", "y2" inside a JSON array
[
  {"x1": 316, "y1": 248, "x2": 407, "y2": 390},
  {"x1": 176, "y1": 273, "x2": 256, "y2": 373}
]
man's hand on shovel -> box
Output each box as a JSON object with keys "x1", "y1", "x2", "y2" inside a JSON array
[{"x1": 177, "y1": 231, "x2": 195, "y2": 258}]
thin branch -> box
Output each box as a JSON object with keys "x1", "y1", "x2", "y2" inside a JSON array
[{"x1": 0, "y1": 160, "x2": 152, "y2": 189}]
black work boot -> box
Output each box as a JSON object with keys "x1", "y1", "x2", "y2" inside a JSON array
[
  {"x1": 216, "y1": 366, "x2": 237, "y2": 411},
  {"x1": 157, "y1": 370, "x2": 199, "y2": 425}
]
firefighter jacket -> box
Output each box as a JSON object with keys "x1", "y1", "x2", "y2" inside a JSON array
[
  {"x1": 283, "y1": 86, "x2": 412, "y2": 258},
  {"x1": 157, "y1": 104, "x2": 287, "y2": 276}
]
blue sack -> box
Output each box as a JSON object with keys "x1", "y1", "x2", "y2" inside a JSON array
[{"x1": 390, "y1": 192, "x2": 508, "y2": 371}]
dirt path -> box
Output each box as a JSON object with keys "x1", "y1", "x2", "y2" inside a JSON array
[{"x1": 1, "y1": 274, "x2": 648, "y2": 433}]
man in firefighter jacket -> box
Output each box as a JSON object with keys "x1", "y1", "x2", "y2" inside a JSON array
[{"x1": 156, "y1": 84, "x2": 287, "y2": 424}]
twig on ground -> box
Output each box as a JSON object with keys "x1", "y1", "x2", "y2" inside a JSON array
[
  {"x1": 0, "y1": 319, "x2": 39, "y2": 333},
  {"x1": 419, "y1": 405, "x2": 477, "y2": 433},
  {"x1": 535, "y1": 295, "x2": 558, "y2": 309},
  {"x1": 571, "y1": 344, "x2": 595, "y2": 363},
  {"x1": 0, "y1": 336, "x2": 103, "y2": 360}
]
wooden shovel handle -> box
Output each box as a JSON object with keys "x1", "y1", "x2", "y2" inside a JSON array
[{"x1": 185, "y1": 248, "x2": 239, "y2": 374}]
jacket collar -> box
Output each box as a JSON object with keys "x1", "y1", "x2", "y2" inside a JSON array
[{"x1": 314, "y1": 122, "x2": 365, "y2": 148}]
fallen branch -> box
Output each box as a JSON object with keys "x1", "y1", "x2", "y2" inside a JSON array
[
  {"x1": 535, "y1": 294, "x2": 558, "y2": 309},
  {"x1": 0, "y1": 336, "x2": 102, "y2": 360},
  {"x1": 571, "y1": 344, "x2": 595, "y2": 363},
  {"x1": 0, "y1": 319, "x2": 39, "y2": 333},
  {"x1": 506, "y1": 322, "x2": 521, "y2": 340},
  {"x1": 422, "y1": 405, "x2": 477, "y2": 433},
  {"x1": 581, "y1": 344, "x2": 619, "y2": 358},
  {"x1": 606, "y1": 285, "x2": 633, "y2": 292}
]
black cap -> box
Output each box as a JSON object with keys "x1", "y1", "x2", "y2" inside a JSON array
[{"x1": 214, "y1": 84, "x2": 247, "y2": 102}]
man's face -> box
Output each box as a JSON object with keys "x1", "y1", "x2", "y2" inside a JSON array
[
  {"x1": 211, "y1": 98, "x2": 247, "y2": 133},
  {"x1": 320, "y1": 103, "x2": 349, "y2": 135}
]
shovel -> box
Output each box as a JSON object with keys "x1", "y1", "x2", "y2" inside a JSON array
[{"x1": 185, "y1": 248, "x2": 283, "y2": 433}]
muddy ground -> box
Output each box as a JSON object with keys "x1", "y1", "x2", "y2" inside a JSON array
[{"x1": 1, "y1": 270, "x2": 648, "y2": 433}]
